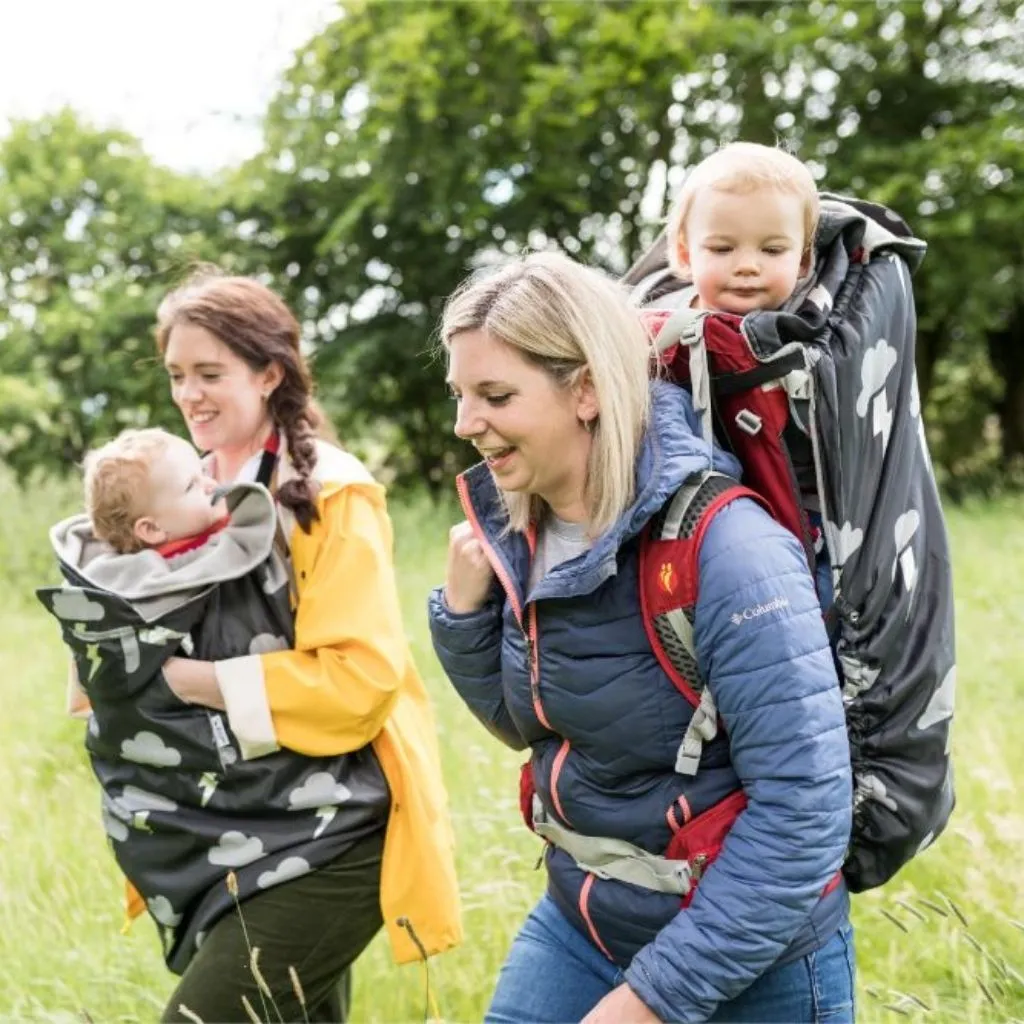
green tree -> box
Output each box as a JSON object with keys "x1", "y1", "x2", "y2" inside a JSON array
[
  {"x1": 249, "y1": 0, "x2": 1022, "y2": 493},
  {"x1": 0, "y1": 110, "x2": 238, "y2": 478},
  {"x1": 243, "y1": 0, "x2": 714, "y2": 486}
]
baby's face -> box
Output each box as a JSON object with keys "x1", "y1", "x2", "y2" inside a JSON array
[
  {"x1": 678, "y1": 187, "x2": 809, "y2": 315},
  {"x1": 142, "y1": 437, "x2": 227, "y2": 545}
]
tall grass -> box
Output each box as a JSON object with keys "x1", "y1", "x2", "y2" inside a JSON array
[{"x1": 1, "y1": 468, "x2": 1021, "y2": 1022}]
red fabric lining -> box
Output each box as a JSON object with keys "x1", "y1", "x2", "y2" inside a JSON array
[{"x1": 155, "y1": 515, "x2": 230, "y2": 559}]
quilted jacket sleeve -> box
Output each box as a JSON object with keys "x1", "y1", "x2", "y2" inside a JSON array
[
  {"x1": 428, "y1": 588, "x2": 528, "y2": 751},
  {"x1": 625, "y1": 497, "x2": 852, "y2": 1022}
]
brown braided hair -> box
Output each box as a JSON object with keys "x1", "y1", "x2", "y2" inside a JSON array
[{"x1": 155, "y1": 271, "x2": 331, "y2": 532}]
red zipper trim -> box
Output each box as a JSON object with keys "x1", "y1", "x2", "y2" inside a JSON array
[
  {"x1": 549, "y1": 738, "x2": 572, "y2": 825},
  {"x1": 456, "y1": 475, "x2": 551, "y2": 731},
  {"x1": 527, "y1": 602, "x2": 552, "y2": 730},
  {"x1": 456, "y1": 475, "x2": 524, "y2": 625},
  {"x1": 579, "y1": 874, "x2": 614, "y2": 961}
]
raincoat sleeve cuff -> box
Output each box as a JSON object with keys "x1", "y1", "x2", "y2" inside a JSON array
[{"x1": 214, "y1": 655, "x2": 280, "y2": 760}]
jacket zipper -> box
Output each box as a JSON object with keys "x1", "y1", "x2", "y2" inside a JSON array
[{"x1": 456, "y1": 476, "x2": 551, "y2": 731}]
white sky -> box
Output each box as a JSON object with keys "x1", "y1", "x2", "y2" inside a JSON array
[{"x1": 0, "y1": 0, "x2": 340, "y2": 173}]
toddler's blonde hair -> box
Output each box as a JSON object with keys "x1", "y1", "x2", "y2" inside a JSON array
[{"x1": 666, "y1": 142, "x2": 820, "y2": 277}]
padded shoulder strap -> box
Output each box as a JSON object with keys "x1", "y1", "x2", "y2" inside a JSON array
[{"x1": 640, "y1": 471, "x2": 766, "y2": 704}]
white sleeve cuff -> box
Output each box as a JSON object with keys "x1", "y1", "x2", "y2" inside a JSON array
[{"x1": 214, "y1": 655, "x2": 280, "y2": 760}]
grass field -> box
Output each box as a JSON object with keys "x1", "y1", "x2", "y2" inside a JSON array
[{"x1": 1, "y1": 471, "x2": 1021, "y2": 1022}]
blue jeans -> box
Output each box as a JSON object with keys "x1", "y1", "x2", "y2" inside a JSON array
[{"x1": 486, "y1": 895, "x2": 855, "y2": 1023}]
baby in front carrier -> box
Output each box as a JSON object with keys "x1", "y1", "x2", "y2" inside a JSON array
[
  {"x1": 84, "y1": 427, "x2": 230, "y2": 559},
  {"x1": 38, "y1": 427, "x2": 387, "y2": 973}
]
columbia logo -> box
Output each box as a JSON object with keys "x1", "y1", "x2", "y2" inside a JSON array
[{"x1": 730, "y1": 596, "x2": 790, "y2": 625}]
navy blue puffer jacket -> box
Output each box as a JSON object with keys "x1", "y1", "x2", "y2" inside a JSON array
[{"x1": 429, "y1": 381, "x2": 853, "y2": 1022}]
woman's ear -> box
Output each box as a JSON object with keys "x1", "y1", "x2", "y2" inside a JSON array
[
  {"x1": 574, "y1": 367, "x2": 600, "y2": 425},
  {"x1": 262, "y1": 362, "x2": 285, "y2": 397}
]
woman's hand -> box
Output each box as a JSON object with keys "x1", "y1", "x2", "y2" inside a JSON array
[
  {"x1": 444, "y1": 520, "x2": 496, "y2": 614},
  {"x1": 582, "y1": 985, "x2": 661, "y2": 1024},
  {"x1": 162, "y1": 657, "x2": 225, "y2": 710}
]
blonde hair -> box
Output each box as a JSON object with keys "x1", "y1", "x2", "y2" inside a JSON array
[
  {"x1": 440, "y1": 251, "x2": 652, "y2": 536},
  {"x1": 84, "y1": 428, "x2": 176, "y2": 553},
  {"x1": 666, "y1": 142, "x2": 820, "y2": 277}
]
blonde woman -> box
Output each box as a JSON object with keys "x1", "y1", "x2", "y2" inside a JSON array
[{"x1": 429, "y1": 252, "x2": 854, "y2": 1023}]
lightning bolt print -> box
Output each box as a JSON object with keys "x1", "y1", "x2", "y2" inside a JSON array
[
  {"x1": 313, "y1": 806, "x2": 337, "y2": 839},
  {"x1": 198, "y1": 773, "x2": 219, "y2": 808},
  {"x1": 84, "y1": 643, "x2": 102, "y2": 681}
]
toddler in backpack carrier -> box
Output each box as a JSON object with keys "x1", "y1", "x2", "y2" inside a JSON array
[{"x1": 622, "y1": 141, "x2": 957, "y2": 893}]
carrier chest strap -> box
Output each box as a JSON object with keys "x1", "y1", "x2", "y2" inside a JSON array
[{"x1": 532, "y1": 795, "x2": 695, "y2": 897}]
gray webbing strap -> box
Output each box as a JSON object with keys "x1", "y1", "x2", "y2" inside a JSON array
[
  {"x1": 657, "y1": 309, "x2": 713, "y2": 447},
  {"x1": 675, "y1": 686, "x2": 719, "y2": 776},
  {"x1": 533, "y1": 795, "x2": 694, "y2": 896}
]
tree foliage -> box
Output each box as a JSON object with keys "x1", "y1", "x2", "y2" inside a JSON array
[
  {"x1": 241, "y1": 0, "x2": 1023, "y2": 493},
  {"x1": 0, "y1": 111, "x2": 238, "y2": 476},
  {"x1": 1, "y1": 1, "x2": 1022, "y2": 496}
]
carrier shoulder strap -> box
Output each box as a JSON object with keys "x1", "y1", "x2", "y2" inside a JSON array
[{"x1": 640, "y1": 470, "x2": 769, "y2": 775}]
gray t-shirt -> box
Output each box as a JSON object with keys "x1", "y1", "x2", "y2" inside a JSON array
[{"x1": 528, "y1": 512, "x2": 591, "y2": 593}]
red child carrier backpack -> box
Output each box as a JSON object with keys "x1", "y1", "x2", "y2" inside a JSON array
[{"x1": 625, "y1": 194, "x2": 957, "y2": 893}]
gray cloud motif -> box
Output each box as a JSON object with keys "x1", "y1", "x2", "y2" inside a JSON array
[
  {"x1": 823, "y1": 519, "x2": 864, "y2": 572},
  {"x1": 147, "y1": 895, "x2": 183, "y2": 928},
  {"x1": 854, "y1": 773, "x2": 898, "y2": 813},
  {"x1": 287, "y1": 772, "x2": 353, "y2": 811},
  {"x1": 805, "y1": 284, "x2": 833, "y2": 314},
  {"x1": 121, "y1": 731, "x2": 182, "y2": 768},
  {"x1": 101, "y1": 804, "x2": 129, "y2": 843},
  {"x1": 257, "y1": 857, "x2": 312, "y2": 889},
  {"x1": 138, "y1": 626, "x2": 189, "y2": 646},
  {"x1": 118, "y1": 786, "x2": 180, "y2": 814},
  {"x1": 261, "y1": 558, "x2": 289, "y2": 595},
  {"x1": 248, "y1": 633, "x2": 289, "y2": 656},
  {"x1": 208, "y1": 831, "x2": 265, "y2": 867},
  {"x1": 51, "y1": 589, "x2": 106, "y2": 622},
  {"x1": 855, "y1": 338, "x2": 899, "y2": 449},
  {"x1": 839, "y1": 655, "x2": 880, "y2": 701},
  {"x1": 916, "y1": 665, "x2": 956, "y2": 733},
  {"x1": 892, "y1": 509, "x2": 921, "y2": 602}
]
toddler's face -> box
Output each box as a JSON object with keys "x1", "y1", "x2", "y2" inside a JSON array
[
  {"x1": 140, "y1": 437, "x2": 227, "y2": 546},
  {"x1": 678, "y1": 187, "x2": 809, "y2": 315}
]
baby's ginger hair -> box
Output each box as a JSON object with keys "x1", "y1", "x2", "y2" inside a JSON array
[{"x1": 84, "y1": 428, "x2": 176, "y2": 553}]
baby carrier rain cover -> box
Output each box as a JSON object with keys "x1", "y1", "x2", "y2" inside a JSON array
[
  {"x1": 624, "y1": 194, "x2": 956, "y2": 891},
  {"x1": 37, "y1": 483, "x2": 388, "y2": 971}
]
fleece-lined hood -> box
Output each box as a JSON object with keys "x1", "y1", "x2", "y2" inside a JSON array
[{"x1": 49, "y1": 483, "x2": 282, "y2": 622}]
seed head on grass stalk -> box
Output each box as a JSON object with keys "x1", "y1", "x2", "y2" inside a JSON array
[
  {"x1": 250, "y1": 947, "x2": 285, "y2": 1024},
  {"x1": 241, "y1": 995, "x2": 263, "y2": 1024},
  {"x1": 288, "y1": 966, "x2": 310, "y2": 1024},
  {"x1": 225, "y1": 873, "x2": 271, "y2": 1022}
]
